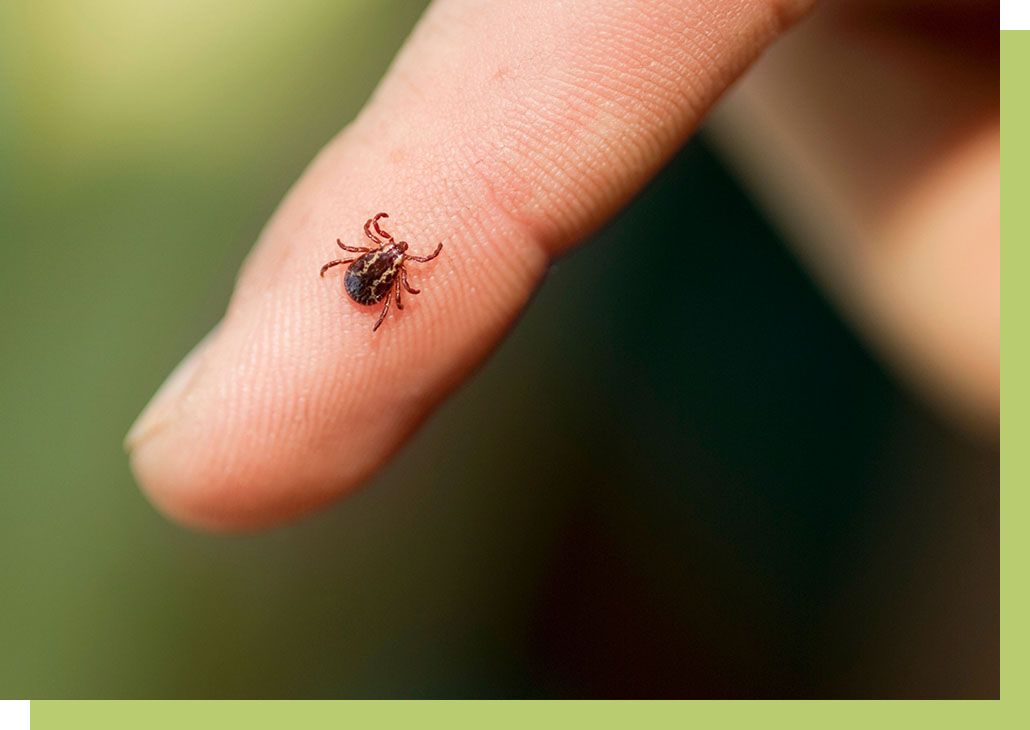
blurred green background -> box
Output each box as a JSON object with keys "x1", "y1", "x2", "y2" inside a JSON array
[{"x1": 0, "y1": 0, "x2": 997, "y2": 697}]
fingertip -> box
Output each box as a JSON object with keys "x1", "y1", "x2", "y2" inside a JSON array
[
  {"x1": 130, "y1": 431, "x2": 275, "y2": 533},
  {"x1": 130, "y1": 423, "x2": 354, "y2": 533}
]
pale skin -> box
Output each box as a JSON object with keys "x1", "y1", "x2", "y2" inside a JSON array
[{"x1": 125, "y1": 0, "x2": 998, "y2": 531}]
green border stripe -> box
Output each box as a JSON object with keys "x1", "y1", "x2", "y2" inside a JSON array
[
  {"x1": 29, "y1": 699, "x2": 1001, "y2": 729},
  {"x1": 1001, "y1": 30, "x2": 1022, "y2": 708}
]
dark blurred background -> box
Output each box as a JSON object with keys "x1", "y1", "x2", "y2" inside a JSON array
[{"x1": 0, "y1": 0, "x2": 997, "y2": 697}]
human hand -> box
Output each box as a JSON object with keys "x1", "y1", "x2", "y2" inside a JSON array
[
  {"x1": 125, "y1": 0, "x2": 850, "y2": 530},
  {"x1": 711, "y1": 0, "x2": 998, "y2": 434}
]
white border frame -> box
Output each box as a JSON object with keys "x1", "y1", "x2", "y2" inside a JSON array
[
  {"x1": 0, "y1": 701, "x2": 29, "y2": 730},
  {"x1": 1003, "y1": 0, "x2": 1030, "y2": 29}
]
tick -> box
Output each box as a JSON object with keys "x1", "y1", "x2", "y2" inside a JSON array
[{"x1": 320, "y1": 212, "x2": 443, "y2": 332}]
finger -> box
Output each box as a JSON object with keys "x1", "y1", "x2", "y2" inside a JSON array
[
  {"x1": 709, "y1": 0, "x2": 999, "y2": 435},
  {"x1": 127, "y1": 0, "x2": 816, "y2": 530}
]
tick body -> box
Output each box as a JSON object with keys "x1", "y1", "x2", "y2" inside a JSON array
[{"x1": 320, "y1": 213, "x2": 443, "y2": 332}]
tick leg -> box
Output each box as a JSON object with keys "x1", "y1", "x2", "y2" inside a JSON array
[
  {"x1": 372, "y1": 288, "x2": 392, "y2": 332},
  {"x1": 364, "y1": 212, "x2": 394, "y2": 245},
  {"x1": 320, "y1": 258, "x2": 355, "y2": 277},
  {"x1": 371, "y1": 212, "x2": 395, "y2": 243},
  {"x1": 406, "y1": 242, "x2": 443, "y2": 263},
  {"x1": 395, "y1": 277, "x2": 404, "y2": 310},
  {"x1": 400, "y1": 266, "x2": 420, "y2": 295},
  {"x1": 363, "y1": 218, "x2": 383, "y2": 245},
  {"x1": 337, "y1": 239, "x2": 370, "y2": 253}
]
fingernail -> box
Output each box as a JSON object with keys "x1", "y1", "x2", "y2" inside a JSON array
[{"x1": 124, "y1": 325, "x2": 220, "y2": 453}]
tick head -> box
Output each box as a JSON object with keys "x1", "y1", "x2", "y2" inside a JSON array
[{"x1": 396, "y1": 241, "x2": 409, "y2": 253}]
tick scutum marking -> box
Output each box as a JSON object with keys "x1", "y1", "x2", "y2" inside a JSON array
[{"x1": 345, "y1": 248, "x2": 401, "y2": 305}]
